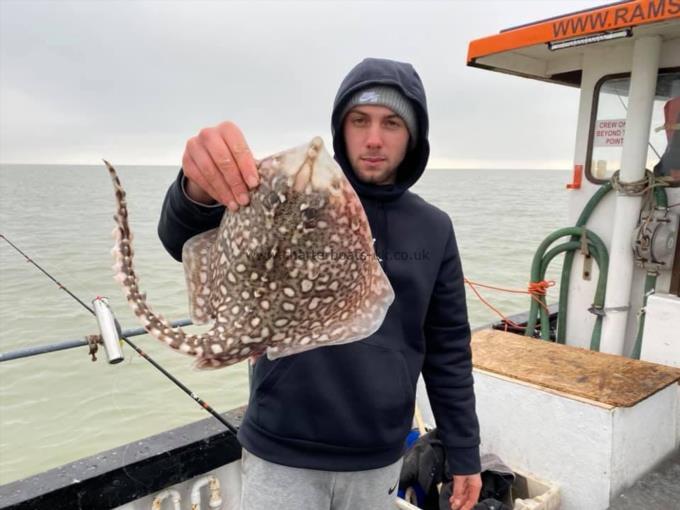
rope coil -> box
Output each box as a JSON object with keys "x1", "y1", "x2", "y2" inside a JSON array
[
  {"x1": 610, "y1": 169, "x2": 672, "y2": 198},
  {"x1": 527, "y1": 280, "x2": 555, "y2": 297}
]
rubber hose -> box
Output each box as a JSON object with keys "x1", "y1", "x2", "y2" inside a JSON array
[
  {"x1": 526, "y1": 227, "x2": 608, "y2": 344},
  {"x1": 557, "y1": 184, "x2": 667, "y2": 343}
]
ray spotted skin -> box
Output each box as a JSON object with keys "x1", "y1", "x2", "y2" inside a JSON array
[{"x1": 106, "y1": 138, "x2": 394, "y2": 369}]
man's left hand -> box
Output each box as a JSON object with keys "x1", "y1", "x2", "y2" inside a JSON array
[{"x1": 448, "y1": 473, "x2": 482, "y2": 510}]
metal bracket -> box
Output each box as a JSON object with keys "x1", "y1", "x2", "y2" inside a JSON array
[
  {"x1": 580, "y1": 229, "x2": 592, "y2": 281},
  {"x1": 582, "y1": 255, "x2": 593, "y2": 281},
  {"x1": 588, "y1": 305, "x2": 605, "y2": 316},
  {"x1": 605, "y1": 305, "x2": 630, "y2": 313}
]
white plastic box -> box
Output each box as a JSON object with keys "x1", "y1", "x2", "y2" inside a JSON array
[{"x1": 394, "y1": 468, "x2": 560, "y2": 510}]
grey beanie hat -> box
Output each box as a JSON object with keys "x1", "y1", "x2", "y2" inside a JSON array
[{"x1": 341, "y1": 85, "x2": 418, "y2": 148}]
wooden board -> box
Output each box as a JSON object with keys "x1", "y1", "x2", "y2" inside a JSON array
[{"x1": 472, "y1": 329, "x2": 680, "y2": 408}]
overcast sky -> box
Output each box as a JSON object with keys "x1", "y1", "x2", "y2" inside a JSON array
[{"x1": 0, "y1": 0, "x2": 597, "y2": 169}]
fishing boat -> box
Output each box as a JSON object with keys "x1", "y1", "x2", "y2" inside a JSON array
[{"x1": 1, "y1": 1, "x2": 679, "y2": 509}]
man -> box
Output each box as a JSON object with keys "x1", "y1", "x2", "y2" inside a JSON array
[{"x1": 158, "y1": 57, "x2": 481, "y2": 510}]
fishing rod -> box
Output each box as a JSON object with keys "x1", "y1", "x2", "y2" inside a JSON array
[{"x1": 0, "y1": 233, "x2": 238, "y2": 435}]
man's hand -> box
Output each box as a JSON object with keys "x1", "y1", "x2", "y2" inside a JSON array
[
  {"x1": 449, "y1": 473, "x2": 482, "y2": 510},
  {"x1": 182, "y1": 121, "x2": 260, "y2": 211}
]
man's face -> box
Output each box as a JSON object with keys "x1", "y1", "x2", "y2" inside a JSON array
[{"x1": 342, "y1": 105, "x2": 410, "y2": 185}]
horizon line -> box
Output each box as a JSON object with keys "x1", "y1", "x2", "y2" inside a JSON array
[{"x1": 0, "y1": 162, "x2": 571, "y2": 172}]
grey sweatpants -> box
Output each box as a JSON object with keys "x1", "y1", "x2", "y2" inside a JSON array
[{"x1": 240, "y1": 449, "x2": 403, "y2": 510}]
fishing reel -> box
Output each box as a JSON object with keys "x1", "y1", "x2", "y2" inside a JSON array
[{"x1": 632, "y1": 207, "x2": 679, "y2": 271}]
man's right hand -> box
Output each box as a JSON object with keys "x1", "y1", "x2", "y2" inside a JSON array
[{"x1": 182, "y1": 121, "x2": 260, "y2": 211}]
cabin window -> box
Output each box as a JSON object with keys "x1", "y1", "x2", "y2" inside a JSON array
[{"x1": 586, "y1": 69, "x2": 680, "y2": 186}]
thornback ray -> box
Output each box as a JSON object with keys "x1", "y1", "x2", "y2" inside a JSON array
[{"x1": 105, "y1": 137, "x2": 394, "y2": 369}]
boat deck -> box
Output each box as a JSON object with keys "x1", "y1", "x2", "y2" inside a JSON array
[{"x1": 609, "y1": 449, "x2": 680, "y2": 509}]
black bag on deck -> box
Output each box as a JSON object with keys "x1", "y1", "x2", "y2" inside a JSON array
[{"x1": 398, "y1": 429, "x2": 515, "y2": 510}]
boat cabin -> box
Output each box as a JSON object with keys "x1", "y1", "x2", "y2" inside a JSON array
[
  {"x1": 462, "y1": 3, "x2": 680, "y2": 508},
  {"x1": 468, "y1": 0, "x2": 680, "y2": 363}
]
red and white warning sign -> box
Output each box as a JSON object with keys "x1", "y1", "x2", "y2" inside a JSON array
[{"x1": 594, "y1": 118, "x2": 626, "y2": 147}]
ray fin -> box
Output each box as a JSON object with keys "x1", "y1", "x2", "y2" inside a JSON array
[{"x1": 182, "y1": 228, "x2": 219, "y2": 325}]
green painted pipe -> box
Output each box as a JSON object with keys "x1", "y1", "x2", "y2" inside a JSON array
[{"x1": 631, "y1": 271, "x2": 659, "y2": 359}]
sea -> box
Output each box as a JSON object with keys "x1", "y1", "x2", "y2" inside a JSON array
[{"x1": 0, "y1": 164, "x2": 569, "y2": 484}]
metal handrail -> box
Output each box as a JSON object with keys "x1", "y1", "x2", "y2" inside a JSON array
[{"x1": 0, "y1": 318, "x2": 192, "y2": 362}]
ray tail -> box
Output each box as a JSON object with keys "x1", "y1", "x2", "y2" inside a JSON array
[{"x1": 103, "y1": 160, "x2": 207, "y2": 357}]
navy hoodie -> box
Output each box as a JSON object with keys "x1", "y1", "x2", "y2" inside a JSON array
[{"x1": 157, "y1": 58, "x2": 481, "y2": 475}]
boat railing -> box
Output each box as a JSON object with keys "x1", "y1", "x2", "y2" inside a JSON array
[{"x1": 0, "y1": 318, "x2": 192, "y2": 362}]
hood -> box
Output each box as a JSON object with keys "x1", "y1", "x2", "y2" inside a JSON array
[{"x1": 331, "y1": 57, "x2": 430, "y2": 201}]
